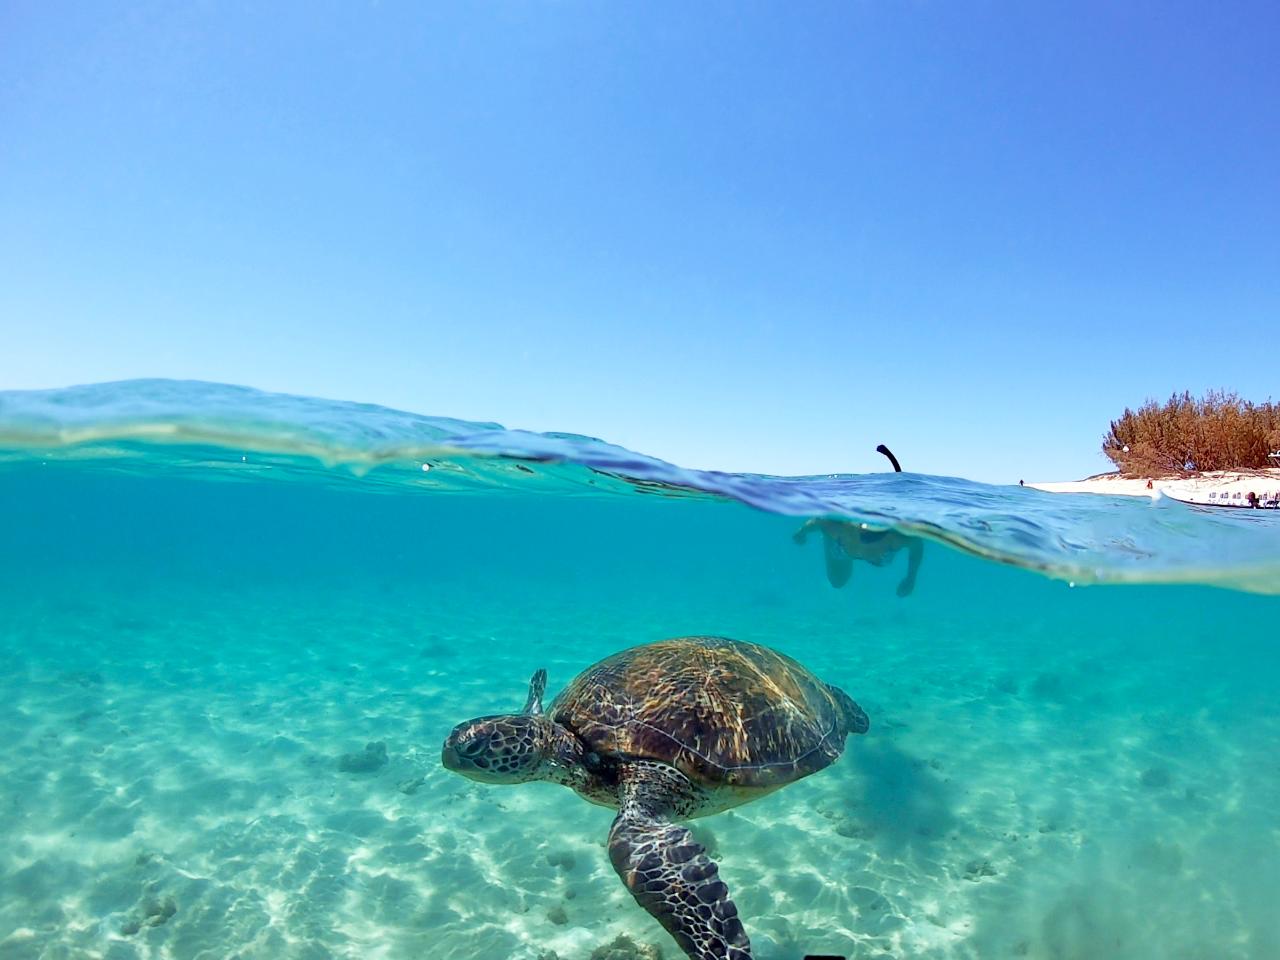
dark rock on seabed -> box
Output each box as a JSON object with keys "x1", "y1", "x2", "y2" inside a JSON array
[
  {"x1": 337, "y1": 740, "x2": 388, "y2": 773},
  {"x1": 589, "y1": 933, "x2": 665, "y2": 960}
]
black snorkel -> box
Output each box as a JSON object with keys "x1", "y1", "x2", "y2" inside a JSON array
[
  {"x1": 864, "y1": 444, "x2": 903, "y2": 542},
  {"x1": 875, "y1": 444, "x2": 902, "y2": 473}
]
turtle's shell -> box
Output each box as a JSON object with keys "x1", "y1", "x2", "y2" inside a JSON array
[{"x1": 549, "y1": 636, "x2": 857, "y2": 791}]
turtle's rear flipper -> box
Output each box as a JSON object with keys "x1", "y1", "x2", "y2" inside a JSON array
[
  {"x1": 828, "y1": 683, "x2": 870, "y2": 736},
  {"x1": 608, "y1": 785, "x2": 752, "y2": 960}
]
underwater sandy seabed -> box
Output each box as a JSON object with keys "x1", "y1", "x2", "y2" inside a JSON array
[{"x1": 1, "y1": 473, "x2": 1278, "y2": 960}]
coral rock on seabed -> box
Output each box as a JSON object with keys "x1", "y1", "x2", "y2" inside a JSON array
[
  {"x1": 545, "y1": 850, "x2": 576, "y2": 870},
  {"x1": 963, "y1": 859, "x2": 998, "y2": 881},
  {"x1": 1139, "y1": 766, "x2": 1172, "y2": 789},
  {"x1": 120, "y1": 895, "x2": 177, "y2": 935},
  {"x1": 589, "y1": 933, "x2": 665, "y2": 960},
  {"x1": 397, "y1": 774, "x2": 426, "y2": 794},
  {"x1": 338, "y1": 740, "x2": 388, "y2": 773}
]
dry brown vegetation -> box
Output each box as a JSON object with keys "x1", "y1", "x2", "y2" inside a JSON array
[{"x1": 1103, "y1": 391, "x2": 1280, "y2": 476}]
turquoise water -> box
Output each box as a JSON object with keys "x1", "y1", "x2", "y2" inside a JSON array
[{"x1": 1, "y1": 381, "x2": 1278, "y2": 960}]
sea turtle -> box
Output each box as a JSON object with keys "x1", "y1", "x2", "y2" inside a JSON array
[{"x1": 441, "y1": 636, "x2": 870, "y2": 960}]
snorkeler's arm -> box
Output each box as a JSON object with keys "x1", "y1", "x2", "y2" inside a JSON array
[
  {"x1": 823, "y1": 534, "x2": 853, "y2": 588},
  {"x1": 896, "y1": 537, "x2": 924, "y2": 597},
  {"x1": 792, "y1": 519, "x2": 822, "y2": 545}
]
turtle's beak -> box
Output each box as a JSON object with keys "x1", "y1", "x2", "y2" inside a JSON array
[
  {"x1": 440, "y1": 722, "x2": 473, "y2": 772},
  {"x1": 440, "y1": 741, "x2": 461, "y2": 771},
  {"x1": 441, "y1": 721, "x2": 490, "y2": 777}
]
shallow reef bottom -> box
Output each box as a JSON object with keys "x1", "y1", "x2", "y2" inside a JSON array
[{"x1": 0, "y1": 467, "x2": 1277, "y2": 960}]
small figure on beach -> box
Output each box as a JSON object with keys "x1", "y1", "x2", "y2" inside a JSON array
[
  {"x1": 794, "y1": 519, "x2": 924, "y2": 596},
  {"x1": 442, "y1": 636, "x2": 869, "y2": 960},
  {"x1": 794, "y1": 442, "x2": 923, "y2": 597}
]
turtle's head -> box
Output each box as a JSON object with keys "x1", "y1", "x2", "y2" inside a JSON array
[
  {"x1": 441, "y1": 714, "x2": 552, "y2": 784},
  {"x1": 440, "y1": 670, "x2": 555, "y2": 783}
]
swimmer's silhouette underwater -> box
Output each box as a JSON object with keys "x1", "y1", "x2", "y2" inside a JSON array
[{"x1": 794, "y1": 444, "x2": 924, "y2": 597}]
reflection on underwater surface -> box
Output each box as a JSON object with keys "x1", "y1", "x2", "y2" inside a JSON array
[{"x1": 0, "y1": 382, "x2": 1278, "y2": 959}]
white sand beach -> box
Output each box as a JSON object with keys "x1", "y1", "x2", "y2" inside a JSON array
[{"x1": 1029, "y1": 469, "x2": 1280, "y2": 504}]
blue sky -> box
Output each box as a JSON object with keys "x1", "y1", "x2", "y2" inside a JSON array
[{"x1": 2, "y1": 3, "x2": 1276, "y2": 483}]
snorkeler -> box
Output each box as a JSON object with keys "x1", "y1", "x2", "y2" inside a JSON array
[
  {"x1": 793, "y1": 444, "x2": 924, "y2": 597},
  {"x1": 794, "y1": 520, "x2": 924, "y2": 596}
]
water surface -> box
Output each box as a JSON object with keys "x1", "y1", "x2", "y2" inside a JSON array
[{"x1": 1, "y1": 380, "x2": 1276, "y2": 960}]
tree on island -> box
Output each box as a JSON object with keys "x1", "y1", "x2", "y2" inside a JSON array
[{"x1": 1103, "y1": 391, "x2": 1280, "y2": 476}]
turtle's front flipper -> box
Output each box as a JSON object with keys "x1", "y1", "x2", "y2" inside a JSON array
[
  {"x1": 522, "y1": 668, "x2": 547, "y2": 715},
  {"x1": 608, "y1": 766, "x2": 752, "y2": 960}
]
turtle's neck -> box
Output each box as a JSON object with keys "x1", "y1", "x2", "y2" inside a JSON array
[{"x1": 540, "y1": 722, "x2": 593, "y2": 793}]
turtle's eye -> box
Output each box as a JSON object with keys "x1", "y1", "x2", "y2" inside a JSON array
[{"x1": 457, "y1": 737, "x2": 488, "y2": 759}]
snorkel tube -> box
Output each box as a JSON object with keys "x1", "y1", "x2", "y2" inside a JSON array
[{"x1": 875, "y1": 444, "x2": 902, "y2": 473}]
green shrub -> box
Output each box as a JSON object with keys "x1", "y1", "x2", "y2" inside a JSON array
[{"x1": 1103, "y1": 391, "x2": 1280, "y2": 475}]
